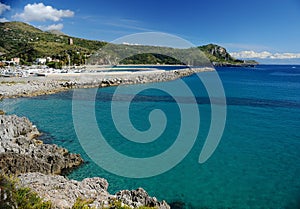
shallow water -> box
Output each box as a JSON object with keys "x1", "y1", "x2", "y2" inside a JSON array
[{"x1": 2, "y1": 65, "x2": 300, "y2": 209}]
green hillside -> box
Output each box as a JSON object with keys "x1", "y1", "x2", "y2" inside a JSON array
[
  {"x1": 0, "y1": 21, "x2": 257, "y2": 66},
  {"x1": 0, "y1": 21, "x2": 106, "y2": 65}
]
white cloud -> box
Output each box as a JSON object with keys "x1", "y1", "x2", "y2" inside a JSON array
[
  {"x1": 270, "y1": 53, "x2": 300, "y2": 59},
  {"x1": 39, "y1": 23, "x2": 64, "y2": 31},
  {"x1": 0, "y1": 2, "x2": 10, "y2": 15},
  {"x1": 0, "y1": 18, "x2": 9, "y2": 22},
  {"x1": 230, "y1": 51, "x2": 300, "y2": 59},
  {"x1": 13, "y1": 3, "x2": 74, "y2": 22},
  {"x1": 122, "y1": 42, "x2": 141, "y2": 46},
  {"x1": 221, "y1": 43, "x2": 270, "y2": 51}
]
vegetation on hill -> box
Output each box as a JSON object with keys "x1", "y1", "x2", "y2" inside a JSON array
[
  {"x1": 88, "y1": 43, "x2": 210, "y2": 66},
  {"x1": 0, "y1": 21, "x2": 257, "y2": 67},
  {"x1": 0, "y1": 22, "x2": 106, "y2": 66},
  {"x1": 0, "y1": 174, "x2": 52, "y2": 209}
]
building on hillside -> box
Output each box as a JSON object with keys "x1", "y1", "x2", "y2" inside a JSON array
[
  {"x1": 68, "y1": 38, "x2": 73, "y2": 45},
  {"x1": 36, "y1": 58, "x2": 47, "y2": 65},
  {"x1": 52, "y1": 58, "x2": 60, "y2": 62},
  {"x1": 11, "y1": 58, "x2": 20, "y2": 65},
  {"x1": 46, "y1": 57, "x2": 52, "y2": 62}
]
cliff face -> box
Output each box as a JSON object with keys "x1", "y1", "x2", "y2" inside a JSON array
[
  {"x1": 198, "y1": 44, "x2": 258, "y2": 66},
  {"x1": 203, "y1": 44, "x2": 233, "y2": 61},
  {"x1": 0, "y1": 115, "x2": 83, "y2": 175}
]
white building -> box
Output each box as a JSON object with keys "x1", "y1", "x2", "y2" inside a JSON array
[
  {"x1": 11, "y1": 57, "x2": 20, "y2": 65},
  {"x1": 36, "y1": 58, "x2": 47, "y2": 64},
  {"x1": 46, "y1": 57, "x2": 52, "y2": 62}
]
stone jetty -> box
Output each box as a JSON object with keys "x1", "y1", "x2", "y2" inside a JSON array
[{"x1": 0, "y1": 67, "x2": 213, "y2": 99}]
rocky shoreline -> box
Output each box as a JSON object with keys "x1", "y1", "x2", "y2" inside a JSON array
[
  {"x1": 0, "y1": 114, "x2": 83, "y2": 175},
  {"x1": 0, "y1": 114, "x2": 170, "y2": 209},
  {"x1": 0, "y1": 68, "x2": 213, "y2": 208},
  {"x1": 18, "y1": 172, "x2": 169, "y2": 209},
  {"x1": 0, "y1": 67, "x2": 213, "y2": 99}
]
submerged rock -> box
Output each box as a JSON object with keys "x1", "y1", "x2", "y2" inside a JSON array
[
  {"x1": 169, "y1": 201, "x2": 186, "y2": 209},
  {"x1": 0, "y1": 115, "x2": 83, "y2": 175}
]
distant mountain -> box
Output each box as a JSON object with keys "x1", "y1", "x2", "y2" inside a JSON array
[{"x1": 0, "y1": 21, "x2": 257, "y2": 66}]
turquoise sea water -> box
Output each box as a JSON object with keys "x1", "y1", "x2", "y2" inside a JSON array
[{"x1": 1, "y1": 65, "x2": 300, "y2": 209}]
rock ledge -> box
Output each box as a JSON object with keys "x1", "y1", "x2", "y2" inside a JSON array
[
  {"x1": 0, "y1": 114, "x2": 83, "y2": 175},
  {"x1": 18, "y1": 172, "x2": 170, "y2": 209}
]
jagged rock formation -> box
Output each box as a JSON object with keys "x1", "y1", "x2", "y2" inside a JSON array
[
  {"x1": 207, "y1": 44, "x2": 232, "y2": 61},
  {"x1": 116, "y1": 188, "x2": 169, "y2": 209},
  {"x1": 18, "y1": 172, "x2": 170, "y2": 209},
  {"x1": 18, "y1": 173, "x2": 110, "y2": 209},
  {"x1": 0, "y1": 115, "x2": 83, "y2": 175}
]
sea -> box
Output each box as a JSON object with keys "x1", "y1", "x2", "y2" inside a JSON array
[{"x1": 1, "y1": 65, "x2": 300, "y2": 209}]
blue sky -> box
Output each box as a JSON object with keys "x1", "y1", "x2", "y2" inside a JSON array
[{"x1": 1, "y1": 0, "x2": 300, "y2": 63}]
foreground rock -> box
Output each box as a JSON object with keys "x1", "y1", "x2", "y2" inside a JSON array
[
  {"x1": 0, "y1": 115, "x2": 83, "y2": 175},
  {"x1": 18, "y1": 172, "x2": 170, "y2": 209},
  {"x1": 0, "y1": 113, "x2": 170, "y2": 208},
  {"x1": 116, "y1": 188, "x2": 169, "y2": 209}
]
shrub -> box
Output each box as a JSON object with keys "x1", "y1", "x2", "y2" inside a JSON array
[
  {"x1": 72, "y1": 198, "x2": 95, "y2": 209},
  {"x1": 0, "y1": 174, "x2": 52, "y2": 209}
]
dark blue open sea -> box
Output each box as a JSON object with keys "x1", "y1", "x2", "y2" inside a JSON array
[{"x1": 1, "y1": 65, "x2": 300, "y2": 209}]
